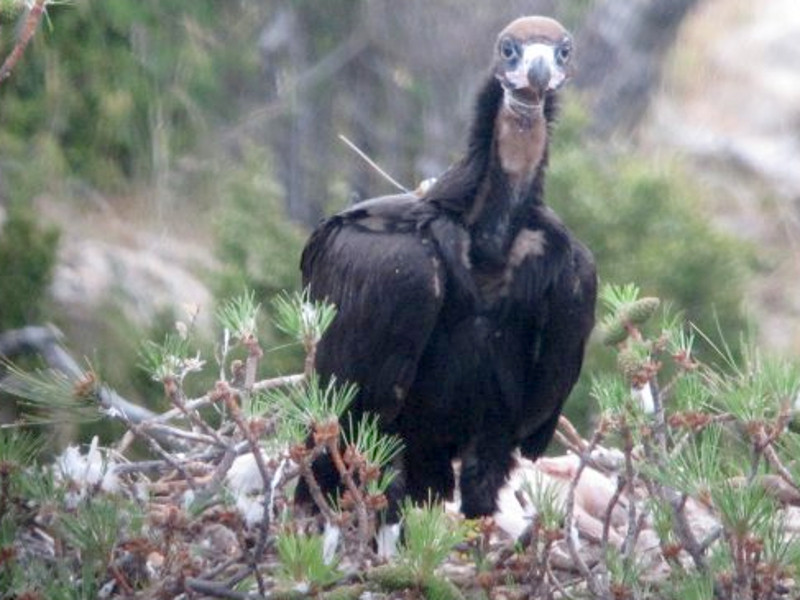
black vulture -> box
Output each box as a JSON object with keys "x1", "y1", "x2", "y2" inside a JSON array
[{"x1": 297, "y1": 16, "x2": 597, "y2": 527}]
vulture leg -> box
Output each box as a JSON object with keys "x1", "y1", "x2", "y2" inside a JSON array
[{"x1": 459, "y1": 431, "x2": 516, "y2": 518}]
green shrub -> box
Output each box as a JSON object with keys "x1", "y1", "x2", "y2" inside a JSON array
[
  {"x1": 549, "y1": 102, "x2": 749, "y2": 338},
  {"x1": 548, "y1": 102, "x2": 751, "y2": 430},
  {"x1": 0, "y1": 205, "x2": 59, "y2": 330},
  {"x1": 0, "y1": 1, "x2": 269, "y2": 192},
  {"x1": 213, "y1": 147, "x2": 308, "y2": 375}
]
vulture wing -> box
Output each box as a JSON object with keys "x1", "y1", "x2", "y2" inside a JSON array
[
  {"x1": 518, "y1": 234, "x2": 597, "y2": 458},
  {"x1": 300, "y1": 193, "x2": 446, "y2": 424}
]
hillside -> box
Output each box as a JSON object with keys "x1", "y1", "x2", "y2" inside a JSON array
[{"x1": 642, "y1": 0, "x2": 800, "y2": 353}]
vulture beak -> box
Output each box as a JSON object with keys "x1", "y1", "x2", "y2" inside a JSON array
[
  {"x1": 527, "y1": 52, "x2": 554, "y2": 92},
  {"x1": 494, "y1": 16, "x2": 573, "y2": 115},
  {"x1": 500, "y1": 43, "x2": 568, "y2": 108}
]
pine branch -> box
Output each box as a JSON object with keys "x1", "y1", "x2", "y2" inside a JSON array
[{"x1": 0, "y1": 0, "x2": 47, "y2": 84}]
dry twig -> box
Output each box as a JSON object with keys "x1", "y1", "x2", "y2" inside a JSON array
[{"x1": 0, "y1": 0, "x2": 47, "y2": 84}]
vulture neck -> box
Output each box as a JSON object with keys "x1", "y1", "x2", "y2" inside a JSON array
[
  {"x1": 464, "y1": 78, "x2": 555, "y2": 268},
  {"x1": 425, "y1": 78, "x2": 554, "y2": 226},
  {"x1": 492, "y1": 98, "x2": 548, "y2": 202}
]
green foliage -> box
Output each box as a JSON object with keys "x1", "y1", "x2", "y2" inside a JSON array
[
  {"x1": 0, "y1": 0, "x2": 270, "y2": 192},
  {"x1": 217, "y1": 290, "x2": 261, "y2": 342},
  {"x1": 273, "y1": 289, "x2": 337, "y2": 351},
  {"x1": 399, "y1": 499, "x2": 466, "y2": 581},
  {"x1": 275, "y1": 530, "x2": 342, "y2": 590},
  {"x1": 58, "y1": 496, "x2": 124, "y2": 582},
  {"x1": 702, "y1": 342, "x2": 800, "y2": 424},
  {"x1": 0, "y1": 428, "x2": 44, "y2": 467},
  {"x1": 212, "y1": 147, "x2": 308, "y2": 375},
  {"x1": 521, "y1": 471, "x2": 565, "y2": 533},
  {"x1": 664, "y1": 571, "x2": 715, "y2": 600},
  {"x1": 0, "y1": 0, "x2": 25, "y2": 25},
  {"x1": 657, "y1": 425, "x2": 725, "y2": 502},
  {"x1": 367, "y1": 501, "x2": 468, "y2": 598},
  {"x1": 262, "y1": 372, "x2": 357, "y2": 431},
  {"x1": 550, "y1": 102, "x2": 749, "y2": 338},
  {"x1": 599, "y1": 283, "x2": 661, "y2": 346},
  {"x1": 138, "y1": 331, "x2": 203, "y2": 384},
  {"x1": 343, "y1": 412, "x2": 403, "y2": 471},
  {"x1": 590, "y1": 372, "x2": 632, "y2": 418},
  {"x1": 342, "y1": 412, "x2": 403, "y2": 494},
  {"x1": 712, "y1": 478, "x2": 774, "y2": 541},
  {"x1": 595, "y1": 287, "x2": 800, "y2": 598},
  {"x1": 0, "y1": 205, "x2": 60, "y2": 330},
  {"x1": 0, "y1": 430, "x2": 118, "y2": 598},
  {"x1": 0, "y1": 359, "x2": 100, "y2": 425},
  {"x1": 550, "y1": 103, "x2": 750, "y2": 430},
  {"x1": 605, "y1": 546, "x2": 649, "y2": 598},
  {"x1": 213, "y1": 146, "x2": 306, "y2": 302}
]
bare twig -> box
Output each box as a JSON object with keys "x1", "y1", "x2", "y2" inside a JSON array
[
  {"x1": 547, "y1": 563, "x2": 579, "y2": 600},
  {"x1": 117, "y1": 414, "x2": 198, "y2": 490},
  {"x1": 252, "y1": 373, "x2": 305, "y2": 393},
  {"x1": 184, "y1": 577, "x2": 260, "y2": 599},
  {"x1": 221, "y1": 384, "x2": 272, "y2": 588},
  {"x1": 140, "y1": 422, "x2": 224, "y2": 447},
  {"x1": 243, "y1": 336, "x2": 263, "y2": 393},
  {"x1": 326, "y1": 438, "x2": 370, "y2": 557},
  {"x1": 763, "y1": 443, "x2": 800, "y2": 495},
  {"x1": 601, "y1": 475, "x2": 626, "y2": 555},
  {"x1": 620, "y1": 427, "x2": 640, "y2": 558},
  {"x1": 558, "y1": 415, "x2": 589, "y2": 453},
  {"x1": 554, "y1": 428, "x2": 583, "y2": 456},
  {"x1": 297, "y1": 455, "x2": 339, "y2": 523},
  {"x1": 164, "y1": 378, "x2": 227, "y2": 445},
  {"x1": 150, "y1": 373, "x2": 304, "y2": 425},
  {"x1": 0, "y1": 0, "x2": 47, "y2": 84},
  {"x1": 338, "y1": 134, "x2": 410, "y2": 194},
  {"x1": 564, "y1": 424, "x2": 608, "y2": 599}
]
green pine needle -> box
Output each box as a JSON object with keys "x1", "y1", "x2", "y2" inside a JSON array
[
  {"x1": 217, "y1": 290, "x2": 261, "y2": 342},
  {"x1": 600, "y1": 282, "x2": 641, "y2": 312},
  {"x1": 264, "y1": 372, "x2": 356, "y2": 431},
  {"x1": 520, "y1": 472, "x2": 565, "y2": 533},
  {"x1": 275, "y1": 530, "x2": 341, "y2": 589},
  {"x1": 590, "y1": 373, "x2": 631, "y2": 418},
  {"x1": 0, "y1": 429, "x2": 44, "y2": 466},
  {"x1": 667, "y1": 571, "x2": 715, "y2": 600},
  {"x1": 139, "y1": 333, "x2": 204, "y2": 383},
  {"x1": 0, "y1": 360, "x2": 100, "y2": 425},
  {"x1": 343, "y1": 412, "x2": 403, "y2": 471},
  {"x1": 712, "y1": 478, "x2": 774, "y2": 541},
  {"x1": 702, "y1": 343, "x2": 799, "y2": 424},
  {"x1": 366, "y1": 467, "x2": 399, "y2": 496},
  {"x1": 59, "y1": 496, "x2": 122, "y2": 569},
  {"x1": 669, "y1": 371, "x2": 713, "y2": 413},
  {"x1": 399, "y1": 499, "x2": 466, "y2": 580},
  {"x1": 651, "y1": 425, "x2": 725, "y2": 500},
  {"x1": 272, "y1": 289, "x2": 336, "y2": 347}
]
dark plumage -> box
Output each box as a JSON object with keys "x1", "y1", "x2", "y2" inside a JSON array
[{"x1": 297, "y1": 16, "x2": 597, "y2": 521}]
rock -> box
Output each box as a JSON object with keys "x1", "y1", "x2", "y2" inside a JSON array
[
  {"x1": 40, "y1": 195, "x2": 218, "y2": 334},
  {"x1": 642, "y1": 0, "x2": 800, "y2": 353},
  {"x1": 52, "y1": 237, "x2": 214, "y2": 329}
]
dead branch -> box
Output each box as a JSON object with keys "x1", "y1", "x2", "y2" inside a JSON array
[{"x1": 0, "y1": 0, "x2": 47, "y2": 84}]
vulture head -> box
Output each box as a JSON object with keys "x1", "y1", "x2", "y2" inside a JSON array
[{"x1": 493, "y1": 16, "x2": 573, "y2": 117}]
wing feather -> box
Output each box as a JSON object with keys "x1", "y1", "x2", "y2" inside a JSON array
[{"x1": 301, "y1": 196, "x2": 445, "y2": 424}]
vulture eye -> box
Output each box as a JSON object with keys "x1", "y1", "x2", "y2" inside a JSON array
[
  {"x1": 556, "y1": 41, "x2": 572, "y2": 64},
  {"x1": 499, "y1": 37, "x2": 520, "y2": 62}
]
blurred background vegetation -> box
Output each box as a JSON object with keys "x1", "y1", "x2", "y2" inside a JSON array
[{"x1": 1, "y1": 0, "x2": 798, "y2": 436}]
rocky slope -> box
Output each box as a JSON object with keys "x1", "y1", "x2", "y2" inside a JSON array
[{"x1": 642, "y1": 0, "x2": 800, "y2": 353}]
